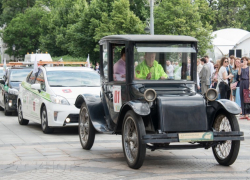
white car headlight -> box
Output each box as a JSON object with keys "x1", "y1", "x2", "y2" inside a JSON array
[
  {"x1": 51, "y1": 95, "x2": 70, "y2": 105},
  {"x1": 8, "y1": 88, "x2": 19, "y2": 96}
]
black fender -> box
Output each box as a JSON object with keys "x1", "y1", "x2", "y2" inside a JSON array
[
  {"x1": 114, "y1": 100, "x2": 150, "y2": 134},
  {"x1": 75, "y1": 94, "x2": 109, "y2": 133},
  {"x1": 207, "y1": 99, "x2": 241, "y2": 129}
]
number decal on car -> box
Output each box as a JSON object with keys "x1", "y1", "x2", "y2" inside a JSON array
[{"x1": 113, "y1": 86, "x2": 121, "y2": 112}]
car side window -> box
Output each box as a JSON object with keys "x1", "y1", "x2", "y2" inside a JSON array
[
  {"x1": 113, "y1": 45, "x2": 126, "y2": 82},
  {"x1": 26, "y1": 71, "x2": 32, "y2": 83},
  {"x1": 35, "y1": 69, "x2": 46, "y2": 91},
  {"x1": 28, "y1": 71, "x2": 37, "y2": 84},
  {"x1": 102, "y1": 43, "x2": 108, "y2": 81}
]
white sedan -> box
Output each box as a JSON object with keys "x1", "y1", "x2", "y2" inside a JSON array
[{"x1": 17, "y1": 66, "x2": 100, "y2": 134}]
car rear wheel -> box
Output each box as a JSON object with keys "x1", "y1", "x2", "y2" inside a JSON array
[
  {"x1": 41, "y1": 106, "x2": 54, "y2": 134},
  {"x1": 18, "y1": 102, "x2": 29, "y2": 125},
  {"x1": 79, "y1": 102, "x2": 95, "y2": 150},
  {"x1": 122, "y1": 110, "x2": 146, "y2": 169},
  {"x1": 212, "y1": 113, "x2": 240, "y2": 166}
]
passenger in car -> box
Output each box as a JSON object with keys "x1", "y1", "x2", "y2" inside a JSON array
[
  {"x1": 135, "y1": 52, "x2": 168, "y2": 80},
  {"x1": 113, "y1": 48, "x2": 126, "y2": 81}
]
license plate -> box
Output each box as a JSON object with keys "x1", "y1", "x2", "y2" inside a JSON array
[{"x1": 179, "y1": 132, "x2": 213, "y2": 142}]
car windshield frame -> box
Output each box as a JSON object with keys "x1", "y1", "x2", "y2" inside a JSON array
[
  {"x1": 46, "y1": 70, "x2": 100, "y2": 87},
  {"x1": 9, "y1": 69, "x2": 32, "y2": 82},
  {"x1": 133, "y1": 42, "x2": 197, "y2": 82}
]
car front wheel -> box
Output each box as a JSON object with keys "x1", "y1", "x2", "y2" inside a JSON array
[
  {"x1": 41, "y1": 106, "x2": 54, "y2": 134},
  {"x1": 212, "y1": 113, "x2": 240, "y2": 166},
  {"x1": 122, "y1": 110, "x2": 146, "y2": 169},
  {"x1": 18, "y1": 102, "x2": 29, "y2": 125},
  {"x1": 79, "y1": 103, "x2": 95, "y2": 150}
]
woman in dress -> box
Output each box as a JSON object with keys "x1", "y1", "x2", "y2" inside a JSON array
[
  {"x1": 238, "y1": 57, "x2": 250, "y2": 120},
  {"x1": 216, "y1": 57, "x2": 234, "y2": 99},
  {"x1": 230, "y1": 59, "x2": 240, "y2": 101}
]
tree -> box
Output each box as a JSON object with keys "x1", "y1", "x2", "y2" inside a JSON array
[
  {"x1": 65, "y1": 0, "x2": 114, "y2": 60},
  {"x1": 94, "y1": 0, "x2": 145, "y2": 41},
  {"x1": 238, "y1": 0, "x2": 250, "y2": 31},
  {"x1": 129, "y1": 0, "x2": 149, "y2": 22},
  {"x1": 39, "y1": 0, "x2": 87, "y2": 56},
  {"x1": 154, "y1": 0, "x2": 213, "y2": 56},
  {"x1": 214, "y1": 0, "x2": 245, "y2": 30},
  {"x1": 0, "y1": 0, "x2": 36, "y2": 26},
  {"x1": 2, "y1": 6, "x2": 46, "y2": 58}
]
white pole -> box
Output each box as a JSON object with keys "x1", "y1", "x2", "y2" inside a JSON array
[{"x1": 150, "y1": 0, "x2": 154, "y2": 35}]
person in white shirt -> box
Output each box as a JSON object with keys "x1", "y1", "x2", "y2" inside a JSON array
[
  {"x1": 204, "y1": 56, "x2": 215, "y2": 78},
  {"x1": 166, "y1": 60, "x2": 174, "y2": 79}
]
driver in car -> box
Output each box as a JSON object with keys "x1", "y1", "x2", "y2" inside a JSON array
[{"x1": 135, "y1": 52, "x2": 168, "y2": 80}]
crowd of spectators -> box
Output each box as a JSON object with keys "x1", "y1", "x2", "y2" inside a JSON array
[{"x1": 197, "y1": 55, "x2": 250, "y2": 120}]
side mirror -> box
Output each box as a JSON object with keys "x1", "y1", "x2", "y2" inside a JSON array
[{"x1": 31, "y1": 84, "x2": 41, "y2": 91}]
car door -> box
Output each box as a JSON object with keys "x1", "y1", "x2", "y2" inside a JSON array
[
  {"x1": 102, "y1": 44, "x2": 128, "y2": 125},
  {"x1": 33, "y1": 69, "x2": 46, "y2": 120},
  {"x1": 27, "y1": 71, "x2": 40, "y2": 122}
]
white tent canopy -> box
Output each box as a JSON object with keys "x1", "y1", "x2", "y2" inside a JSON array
[{"x1": 207, "y1": 28, "x2": 249, "y2": 61}]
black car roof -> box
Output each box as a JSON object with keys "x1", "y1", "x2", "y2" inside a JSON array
[{"x1": 99, "y1": 35, "x2": 198, "y2": 44}]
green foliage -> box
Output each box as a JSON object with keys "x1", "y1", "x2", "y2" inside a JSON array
[
  {"x1": 214, "y1": 0, "x2": 245, "y2": 30},
  {"x1": 94, "y1": 0, "x2": 145, "y2": 42},
  {"x1": 154, "y1": 0, "x2": 213, "y2": 56},
  {"x1": 52, "y1": 55, "x2": 86, "y2": 62},
  {"x1": 0, "y1": 0, "x2": 36, "y2": 26},
  {"x1": 2, "y1": 6, "x2": 46, "y2": 58},
  {"x1": 39, "y1": 0, "x2": 87, "y2": 56},
  {"x1": 129, "y1": 0, "x2": 149, "y2": 22}
]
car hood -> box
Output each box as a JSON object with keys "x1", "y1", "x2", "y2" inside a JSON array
[{"x1": 50, "y1": 87, "x2": 101, "y2": 104}]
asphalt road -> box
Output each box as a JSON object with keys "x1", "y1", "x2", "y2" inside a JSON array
[{"x1": 0, "y1": 111, "x2": 250, "y2": 180}]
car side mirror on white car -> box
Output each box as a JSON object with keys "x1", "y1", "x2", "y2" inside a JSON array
[{"x1": 31, "y1": 84, "x2": 41, "y2": 92}]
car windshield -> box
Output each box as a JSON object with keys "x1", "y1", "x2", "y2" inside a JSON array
[
  {"x1": 10, "y1": 69, "x2": 32, "y2": 82},
  {"x1": 134, "y1": 43, "x2": 196, "y2": 81},
  {"x1": 47, "y1": 70, "x2": 100, "y2": 87}
]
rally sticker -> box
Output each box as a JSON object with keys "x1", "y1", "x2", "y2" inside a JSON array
[
  {"x1": 113, "y1": 86, "x2": 122, "y2": 112},
  {"x1": 62, "y1": 89, "x2": 72, "y2": 93}
]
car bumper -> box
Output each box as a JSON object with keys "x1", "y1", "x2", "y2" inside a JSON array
[
  {"x1": 142, "y1": 131, "x2": 244, "y2": 144},
  {"x1": 47, "y1": 103, "x2": 80, "y2": 127}
]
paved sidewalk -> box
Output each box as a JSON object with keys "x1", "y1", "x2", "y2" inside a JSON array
[{"x1": 0, "y1": 112, "x2": 250, "y2": 179}]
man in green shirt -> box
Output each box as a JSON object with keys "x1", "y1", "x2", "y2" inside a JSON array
[{"x1": 135, "y1": 53, "x2": 168, "y2": 80}]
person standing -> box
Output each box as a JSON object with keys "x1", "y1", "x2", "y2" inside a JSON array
[
  {"x1": 166, "y1": 60, "x2": 174, "y2": 79},
  {"x1": 238, "y1": 57, "x2": 250, "y2": 120},
  {"x1": 204, "y1": 56, "x2": 215, "y2": 81},
  {"x1": 197, "y1": 59, "x2": 203, "y2": 74},
  {"x1": 199, "y1": 58, "x2": 211, "y2": 94},
  {"x1": 217, "y1": 57, "x2": 234, "y2": 99},
  {"x1": 230, "y1": 59, "x2": 240, "y2": 101},
  {"x1": 211, "y1": 65, "x2": 219, "y2": 89}
]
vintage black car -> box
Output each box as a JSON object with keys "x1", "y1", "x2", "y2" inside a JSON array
[
  {"x1": 0, "y1": 67, "x2": 32, "y2": 115},
  {"x1": 75, "y1": 35, "x2": 244, "y2": 169}
]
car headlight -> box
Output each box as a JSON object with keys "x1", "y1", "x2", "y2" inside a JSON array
[
  {"x1": 205, "y1": 88, "x2": 218, "y2": 101},
  {"x1": 51, "y1": 95, "x2": 70, "y2": 105},
  {"x1": 144, "y1": 89, "x2": 157, "y2": 102},
  {"x1": 8, "y1": 88, "x2": 19, "y2": 96}
]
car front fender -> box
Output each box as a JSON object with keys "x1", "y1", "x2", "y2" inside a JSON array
[
  {"x1": 74, "y1": 94, "x2": 109, "y2": 133},
  {"x1": 122, "y1": 100, "x2": 150, "y2": 116},
  {"x1": 216, "y1": 99, "x2": 241, "y2": 115},
  {"x1": 114, "y1": 101, "x2": 150, "y2": 134}
]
